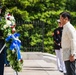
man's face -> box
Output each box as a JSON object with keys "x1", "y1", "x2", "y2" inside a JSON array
[{"x1": 60, "y1": 15, "x2": 66, "y2": 26}]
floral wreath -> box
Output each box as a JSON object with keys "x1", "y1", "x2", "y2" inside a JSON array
[{"x1": 3, "y1": 12, "x2": 23, "y2": 72}]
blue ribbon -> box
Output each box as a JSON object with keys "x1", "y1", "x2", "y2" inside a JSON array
[{"x1": 5, "y1": 33, "x2": 22, "y2": 60}]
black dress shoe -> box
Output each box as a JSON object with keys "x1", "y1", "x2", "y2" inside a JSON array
[
  {"x1": 64, "y1": 73, "x2": 67, "y2": 75},
  {"x1": 59, "y1": 70, "x2": 63, "y2": 72}
]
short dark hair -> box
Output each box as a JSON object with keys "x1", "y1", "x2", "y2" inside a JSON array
[{"x1": 60, "y1": 12, "x2": 71, "y2": 21}]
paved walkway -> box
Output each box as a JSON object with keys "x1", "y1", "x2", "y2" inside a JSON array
[{"x1": 4, "y1": 60, "x2": 64, "y2": 75}]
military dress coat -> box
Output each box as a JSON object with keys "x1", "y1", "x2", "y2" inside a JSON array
[{"x1": 53, "y1": 27, "x2": 63, "y2": 50}]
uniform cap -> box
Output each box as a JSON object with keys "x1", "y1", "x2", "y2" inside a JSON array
[{"x1": 57, "y1": 19, "x2": 60, "y2": 22}]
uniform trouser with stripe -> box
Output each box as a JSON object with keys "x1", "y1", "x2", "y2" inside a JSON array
[
  {"x1": 55, "y1": 49, "x2": 66, "y2": 73},
  {"x1": 64, "y1": 60, "x2": 76, "y2": 75}
]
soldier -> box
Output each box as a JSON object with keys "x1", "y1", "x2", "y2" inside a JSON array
[
  {"x1": 0, "y1": 30, "x2": 6, "y2": 75},
  {"x1": 52, "y1": 20, "x2": 66, "y2": 75}
]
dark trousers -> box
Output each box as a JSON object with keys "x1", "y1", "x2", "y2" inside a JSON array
[
  {"x1": 4, "y1": 48, "x2": 9, "y2": 65},
  {"x1": 0, "y1": 53, "x2": 5, "y2": 75},
  {"x1": 64, "y1": 60, "x2": 76, "y2": 75},
  {"x1": 0, "y1": 40, "x2": 6, "y2": 75}
]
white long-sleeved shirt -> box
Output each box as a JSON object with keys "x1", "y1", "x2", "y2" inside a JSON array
[{"x1": 61, "y1": 22, "x2": 76, "y2": 61}]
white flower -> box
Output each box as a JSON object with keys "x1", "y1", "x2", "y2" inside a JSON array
[
  {"x1": 12, "y1": 49, "x2": 15, "y2": 53},
  {"x1": 10, "y1": 16, "x2": 15, "y2": 21},
  {"x1": 3, "y1": 24, "x2": 9, "y2": 29},
  {"x1": 6, "y1": 20, "x2": 12, "y2": 27}
]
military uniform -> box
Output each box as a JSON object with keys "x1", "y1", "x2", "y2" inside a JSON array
[
  {"x1": 0, "y1": 30, "x2": 5, "y2": 75},
  {"x1": 53, "y1": 27, "x2": 66, "y2": 73},
  {"x1": 53, "y1": 27, "x2": 63, "y2": 49}
]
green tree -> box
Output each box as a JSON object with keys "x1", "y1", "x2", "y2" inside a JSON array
[{"x1": 65, "y1": 0, "x2": 76, "y2": 11}]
